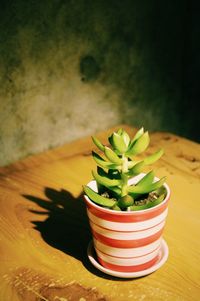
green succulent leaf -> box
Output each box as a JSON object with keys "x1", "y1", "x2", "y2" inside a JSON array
[
  {"x1": 120, "y1": 129, "x2": 130, "y2": 147},
  {"x1": 112, "y1": 132, "x2": 128, "y2": 154},
  {"x1": 144, "y1": 149, "x2": 164, "y2": 165},
  {"x1": 104, "y1": 146, "x2": 122, "y2": 164},
  {"x1": 92, "y1": 136, "x2": 105, "y2": 152},
  {"x1": 83, "y1": 185, "x2": 116, "y2": 208},
  {"x1": 92, "y1": 170, "x2": 121, "y2": 188},
  {"x1": 130, "y1": 193, "x2": 165, "y2": 211},
  {"x1": 92, "y1": 151, "x2": 119, "y2": 170},
  {"x1": 127, "y1": 131, "x2": 150, "y2": 156},
  {"x1": 128, "y1": 176, "x2": 166, "y2": 195},
  {"x1": 108, "y1": 134, "x2": 114, "y2": 147},
  {"x1": 127, "y1": 161, "x2": 145, "y2": 176},
  {"x1": 127, "y1": 127, "x2": 144, "y2": 151},
  {"x1": 136, "y1": 170, "x2": 155, "y2": 187},
  {"x1": 112, "y1": 204, "x2": 122, "y2": 211},
  {"x1": 117, "y1": 128, "x2": 123, "y2": 135},
  {"x1": 133, "y1": 127, "x2": 144, "y2": 141},
  {"x1": 107, "y1": 185, "x2": 121, "y2": 197},
  {"x1": 97, "y1": 168, "x2": 121, "y2": 191}
]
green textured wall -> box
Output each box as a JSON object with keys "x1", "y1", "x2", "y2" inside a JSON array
[{"x1": 0, "y1": 0, "x2": 198, "y2": 166}]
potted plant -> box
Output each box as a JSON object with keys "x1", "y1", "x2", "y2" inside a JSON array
[{"x1": 83, "y1": 128, "x2": 170, "y2": 277}]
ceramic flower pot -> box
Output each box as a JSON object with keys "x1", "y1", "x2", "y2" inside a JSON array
[{"x1": 84, "y1": 174, "x2": 170, "y2": 274}]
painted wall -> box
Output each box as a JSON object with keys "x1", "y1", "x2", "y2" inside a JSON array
[{"x1": 0, "y1": 1, "x2": 198, "y2": 166}]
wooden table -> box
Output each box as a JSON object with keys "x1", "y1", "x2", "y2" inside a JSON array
[{"x1": 0, "y1": 125, "x2": 200, "y2": 301}]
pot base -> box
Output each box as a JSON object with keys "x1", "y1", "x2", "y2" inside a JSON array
[{"x1": 87, "y1": 239, "x2": 168, "y2": 278}]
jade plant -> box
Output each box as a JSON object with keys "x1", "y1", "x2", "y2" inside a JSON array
[{"x1": 83, "y1": 128, "x2": 167, "y2": 211}]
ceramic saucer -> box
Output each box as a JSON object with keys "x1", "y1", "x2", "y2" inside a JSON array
[{"x1": 87, "y1": 239, "x2": 169, "y2": 278}]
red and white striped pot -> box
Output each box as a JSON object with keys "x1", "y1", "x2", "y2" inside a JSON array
[{"x1": 84, "y1": 174, "x2": 170, "y2": 273}]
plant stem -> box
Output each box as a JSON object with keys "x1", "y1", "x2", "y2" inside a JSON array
[
  {"x1": 121, "y1": 154, "x2": 128, "y2": 197},
  {"x1": 121, "y1": 154, "x2": 128, "y2": 173}
]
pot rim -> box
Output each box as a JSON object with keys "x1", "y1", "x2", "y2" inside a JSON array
[{"x1": 83, "y1": 173, "x2": 170, "y2": 215}]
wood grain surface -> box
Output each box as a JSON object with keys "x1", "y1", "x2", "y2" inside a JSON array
[{"x1": 0, "y1": 125, "x2": 200, "y2": 301}]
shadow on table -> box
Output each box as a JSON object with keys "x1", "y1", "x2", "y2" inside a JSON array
[{"x1": 23, "y1": 187, "x2": 126, "y2": 280}]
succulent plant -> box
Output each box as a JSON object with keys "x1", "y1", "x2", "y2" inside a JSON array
[{"x1": 83, "y1": 128, "x2": 167, "y2": 211}]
